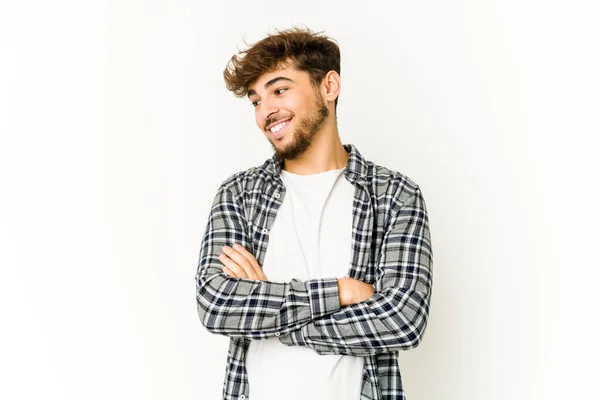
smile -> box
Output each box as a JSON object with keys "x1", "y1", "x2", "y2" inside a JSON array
[{"x1": 269, "y1": 119, "x2": 291, "y2": 139}]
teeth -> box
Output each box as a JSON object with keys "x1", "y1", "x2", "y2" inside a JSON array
[{"x1": 270, "y1": 120, "x2": 289, "y2": 133}]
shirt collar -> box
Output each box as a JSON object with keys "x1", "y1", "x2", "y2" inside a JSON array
[{"x1": 267, "y1": 143, "x2": 369, "y2": 183}]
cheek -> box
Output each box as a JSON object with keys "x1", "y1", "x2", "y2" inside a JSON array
[
  {"x1": 282, "y1": 97, "x2": 299, "y2": 111},
  {"x1": 255, "y1": 115, "x2": 264, "y2": 130}
]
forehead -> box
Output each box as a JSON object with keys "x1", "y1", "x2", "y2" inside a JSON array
[{"x1": 248, "y1": 63, "x2": 310, "y2": 95}]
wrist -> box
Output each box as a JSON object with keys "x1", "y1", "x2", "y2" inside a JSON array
[
  {"x1": 337, "y1": 277, "x2": 374, "y2": 307},
  {"x1": 337, "y1": 277, "x2": 354, "y2": 306}
]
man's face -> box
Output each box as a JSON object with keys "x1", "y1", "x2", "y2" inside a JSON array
[{"x1": 247, "y1": 63, "x2": 329, "y2": 161}]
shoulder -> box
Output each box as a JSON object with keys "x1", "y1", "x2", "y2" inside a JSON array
[
  {"x1": 216, "y1": 158, "x2": 273, "y2": 198},
  {"x1": 366, "y1": 160, "x2": 422, "y2": 206}
]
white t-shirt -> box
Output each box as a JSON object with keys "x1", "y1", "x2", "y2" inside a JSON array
[{"x1": 245, "y1": 167, "x2": 365, "y2": 400}]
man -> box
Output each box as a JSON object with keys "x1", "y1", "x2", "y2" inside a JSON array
[{"x1": 195, "y1": 27, "x2": 433, "y2": 400}]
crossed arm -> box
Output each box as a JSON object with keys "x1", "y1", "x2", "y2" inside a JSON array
[
  {"x1": 196, "y1": 184, "x2": 343, "y2": 339},
  {"x1": 195, "y1": 183, "x2": 433, "y2": 355}
]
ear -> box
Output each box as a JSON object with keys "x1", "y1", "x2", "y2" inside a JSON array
[{"x1": 320, "y1": 70, "x2": 341, "y2": 104}]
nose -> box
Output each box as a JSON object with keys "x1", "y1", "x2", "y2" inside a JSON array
[{"x1": 259, "y1": 97, "x2": 279, "y2": 127}]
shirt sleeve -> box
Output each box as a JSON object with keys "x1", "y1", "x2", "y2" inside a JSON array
[
  {"x1": 195, "y1": 182, "x2": 341, "y2": 339},
  {"x1": 278, "y1": 187, "x2": 433, "y2": 356}
]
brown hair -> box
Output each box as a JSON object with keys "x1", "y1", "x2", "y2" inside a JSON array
[{"x1": 223, "y1": 26, "x2": 341, "y2": 110}]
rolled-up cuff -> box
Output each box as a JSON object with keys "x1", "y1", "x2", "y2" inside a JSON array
[{"x1": 307, "y1": 277, "x2": 341, "y2": 319}]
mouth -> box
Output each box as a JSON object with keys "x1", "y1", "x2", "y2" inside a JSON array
[{"x1": 267, "y1": 118, "x2": 292, "y2": 139}]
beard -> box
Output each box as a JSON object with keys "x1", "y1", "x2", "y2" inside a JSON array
[{"x1": 269, "y1": 92, "x2": 329, "y2": 162}]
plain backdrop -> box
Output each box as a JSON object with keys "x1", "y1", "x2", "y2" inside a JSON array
[{"x1": 1, "y1": 1, "x2": 598, "y2": 399}]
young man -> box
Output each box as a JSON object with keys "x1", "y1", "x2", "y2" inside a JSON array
[{"x1": 195, "y1": 27, "x2": 433, "y2": 400}]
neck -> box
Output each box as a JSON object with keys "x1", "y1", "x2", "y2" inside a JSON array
[{"x1": 281, "y1": 120, "x2": 349, "y2": 175}]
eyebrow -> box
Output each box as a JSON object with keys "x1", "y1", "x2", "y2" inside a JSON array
[{"x1": 247, "y1": 76, "x2": 296, "y2": 98}]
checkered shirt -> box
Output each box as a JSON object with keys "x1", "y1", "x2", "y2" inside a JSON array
[{"x1": 195, "y1": 143, "x2": 433, "y2": 400}]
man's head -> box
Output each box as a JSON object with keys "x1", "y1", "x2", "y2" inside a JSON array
[{"x1": 223, "y1": 27, "x2": 341, "y2": 161}]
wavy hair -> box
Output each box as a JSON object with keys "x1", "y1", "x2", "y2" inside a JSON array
[{"x1": 223, "y1": 26, "x2": 341, "y2": 110}]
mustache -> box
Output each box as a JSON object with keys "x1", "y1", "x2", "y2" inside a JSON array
[{"x1": 265, "y1": 113, "x2": 294, "y2": 130}]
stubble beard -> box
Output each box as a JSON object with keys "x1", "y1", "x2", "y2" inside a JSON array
[{"x1": 270, "y1": 93, "x2": 329, "y2": 162}]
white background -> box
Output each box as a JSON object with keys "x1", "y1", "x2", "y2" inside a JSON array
[{"x1": 1, "y1": 1, "x2": 598, "y2": 399}]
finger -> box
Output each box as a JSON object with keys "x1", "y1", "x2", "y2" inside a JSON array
[
  {"x1": 231, "y1": 244, "x2": 267, "y2": 280},
  {"x1": 222, "y1": 247, "x2": 259, "y2": 280},
  {"x1": 222, "y1": 266, "x2": 237, "y2": 278},
  {"x1": 219, "y1": 253, "x2": 249, "y2": 279}
]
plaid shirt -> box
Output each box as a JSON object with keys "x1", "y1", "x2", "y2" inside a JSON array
[{"x1": 195, "y1": 143, "x2": 433, "y2": 400}]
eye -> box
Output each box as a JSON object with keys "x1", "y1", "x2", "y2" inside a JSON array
[
  {"x1": 275, "y1": 87, "x2": 287, "y2": 95},
  {"x1": 251, "y1": 100, "x2": 260, "y2": 108}
]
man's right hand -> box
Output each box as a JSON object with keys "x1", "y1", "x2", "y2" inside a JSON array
[{"x1": 337, "y1": 277, "x2": 375, "y2": 306}]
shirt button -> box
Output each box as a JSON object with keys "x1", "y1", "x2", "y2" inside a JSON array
[
  {"x1": 262, "y1": 228, "x2": 268, "y2": 234},
  {"x1": 240, "y1": 396, "x2": 246, "y2": 400},
  {"x1": 275, "y1": 332, "x2": 280, "y2": 337},
  {"x1": 274, "y1": 192, "x2": 280, "y2": 198}
]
